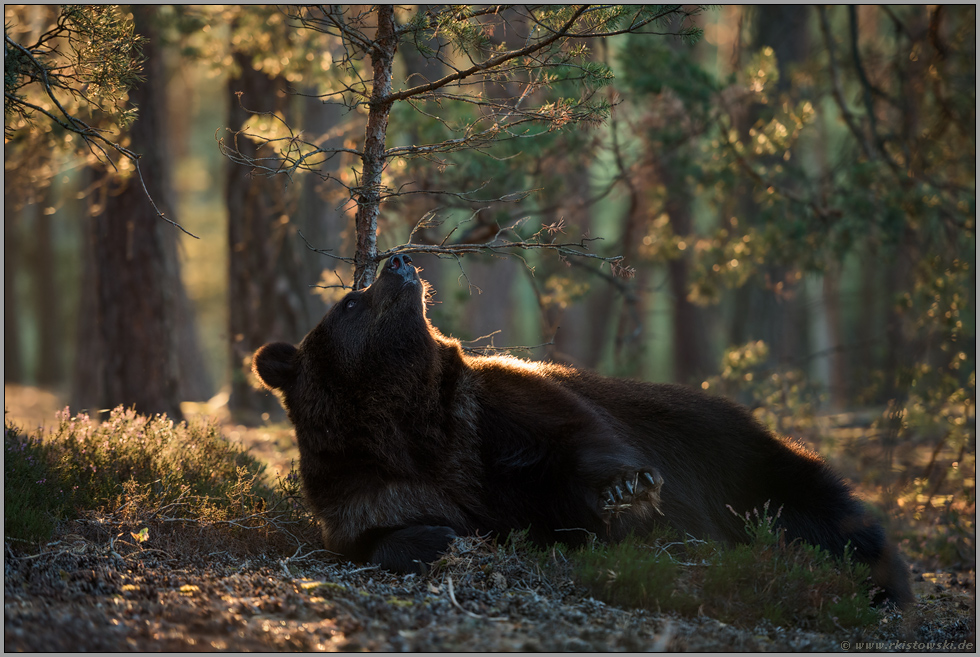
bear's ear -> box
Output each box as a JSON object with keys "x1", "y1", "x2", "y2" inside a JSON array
[{"x1": 253, "y1": 342, "x2": 299, "y2": 391}]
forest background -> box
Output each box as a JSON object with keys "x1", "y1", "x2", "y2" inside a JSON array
[{"x1": 4, "y1": 4, "x2": 975, "y2": 572}]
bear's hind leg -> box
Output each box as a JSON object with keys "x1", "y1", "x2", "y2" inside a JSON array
[{"x1": 600, "y1": 468, "x2": 665, "y2": 519}]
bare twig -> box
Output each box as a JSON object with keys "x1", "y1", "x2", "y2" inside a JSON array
[{"x1": 446, "y1": 575, "x2": 508, "y2": 621}]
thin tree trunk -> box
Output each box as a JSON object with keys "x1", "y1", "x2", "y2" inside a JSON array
[
  {"x1": 656, "y1": 163, "x2": 712, "y2": 384},
  {"x1": 352, "y1": 5, "x2": 396, "y2": 289},
  {"x1": 611, "y1": 195, "x2": 648, "y2": 378},
  {"x1": 394, "y1": 14, "x2": 449, "y2": 298},
  {"x1": 4, "y1": 195, "x2": 24, "y2": 383},
  {"x1": 33, "y1": 198, "x2": 63, "y2": 386},
  {"x1": 296, "y1": 92, "x2": 342, "y2": 320},
  {"x1": 730, "y1": 6, "x2": 811, "y2": 365},
  {"x1": 548, "y1": 164, "x2": 592, "y2": 367}
]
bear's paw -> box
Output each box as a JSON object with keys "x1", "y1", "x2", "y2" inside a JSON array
[{"x1": 600, "y1": 468, "x2": 664, "y2": 518}]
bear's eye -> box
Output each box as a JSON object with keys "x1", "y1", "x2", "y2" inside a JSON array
[{"x1": 345, "y1": 298, "x2": 357, "y2": 310}]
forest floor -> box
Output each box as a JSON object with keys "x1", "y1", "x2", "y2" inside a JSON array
[
  {"x1": 4, "y1": 385, "x2": 977, "y2": 652},
  {"x1": 3, "y1": 531, "x2": 976, "y2": 652}
]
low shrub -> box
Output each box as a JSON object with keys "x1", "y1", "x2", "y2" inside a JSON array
[{"x1": 4, "y1": 407, "x2": 317, "y2": 557}]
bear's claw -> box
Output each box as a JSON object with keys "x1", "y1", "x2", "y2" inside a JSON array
[{"x1": 601, "y1": 468, "x2": 664, "y2": 518}]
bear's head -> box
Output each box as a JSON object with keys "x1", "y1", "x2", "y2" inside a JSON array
[{"x1": 252, "y1": 254, "x2": 441, "y2": 425}]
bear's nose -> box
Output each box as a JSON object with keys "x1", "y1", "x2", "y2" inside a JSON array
[{"x1": 388, "y1": 254, "x2": 413, "y2": 270}]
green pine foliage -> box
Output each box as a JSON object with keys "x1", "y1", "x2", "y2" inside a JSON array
[{"x1": 4, "y1": 5, "x2": 145, "y2": 139}]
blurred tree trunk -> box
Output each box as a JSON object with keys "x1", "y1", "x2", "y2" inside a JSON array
[
  {"x1": 32, "y1": 197, "x2": 63, "y2": 387},
  {"x1": 447, "y1": 18, "x2": 522, "y2": 349},
  {"x1": 661, "y1": 171, "x2": 712, "y2": 384},
  {"x1": 4, "y1": 196, "x2": 24, "y2": 384},
  {"x1": 884, "y1": 7, "x2": 930, "y2": 401},
  {"x1": 74, "y1": 5, "x2": 208, "y2": 418},
  {"x1": 610, "y1": 183, "x2": 648, "y2": 379},
  {"x1": 295, "y1": 93, "x2": 343, "y2": 316},
  {"x1": 546, "y1": 164, "x2": 592, "y2": 368},
  {"x1": 297, "y1": 89, "x2": 347, "y2": 262},
  {"x1": 822, "y1": 267, "x2": 846, "y2": 407},
  {"x1": 71, "y1": 189, "x2": 102, "y2": 413},
  {"x1": 226, "y1": 49, "x2": 309, "y2": 424}
]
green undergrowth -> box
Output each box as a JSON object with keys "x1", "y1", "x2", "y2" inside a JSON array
[
  {"x1": 546, "y1": 508, "x2": 880, "y2": 633},
  {"x1": 4, "y1": 407, "x2": 315, "y2": 555}
]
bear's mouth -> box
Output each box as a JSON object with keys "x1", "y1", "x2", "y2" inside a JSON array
[{"x1": 377, "y1": 268, "x2": 421, "y2": 291}]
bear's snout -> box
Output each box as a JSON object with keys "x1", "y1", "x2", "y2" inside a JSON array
[{"x1": 385, "y1": 254, "x2": 418, "y2": 284}]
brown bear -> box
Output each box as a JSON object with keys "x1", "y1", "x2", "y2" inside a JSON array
[{"x1": 253, "y1": 254, "x2": 914, "y2": 607}]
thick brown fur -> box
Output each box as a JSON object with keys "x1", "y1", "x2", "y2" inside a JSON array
[{"x1": 253, "y1": 255, "x2": 914, "y2": 607}]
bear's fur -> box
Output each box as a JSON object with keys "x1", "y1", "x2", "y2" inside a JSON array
[{"x1": 253, "y1": 254, "x2": 914, "y2": 607}]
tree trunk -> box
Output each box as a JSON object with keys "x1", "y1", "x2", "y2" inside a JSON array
[
  {"x1": 352, "y1": 5, "x2": 397, "y2": 289},
  {"x1": 393, "y1": 15, "x2": 449, "y2": 298},
  {"x1": 664, "y1": 189, "x2": 712, "y2": 384},
  {"x1": 822, "y1": 266, "x2": 847, "y2": 408},
  {"x1": 33, "y1": 198, "x2": 63, "y2": 387},
  {"x1": 226, "y1": 48, "x2": 316, "y2": 423},
  {"x1": 77, "y1": 5, "x2": 196, "y2": 419},
  {"x1": 4, "y1": 195, "x2": 24, "y2": 384},
  {"x1": 296, "y1": 92, "x2": 344, "y2": 315},
  {"x1": 547, "y1": 164, "x2": 592, "y2": 367},
  {"x1": 71, "y1": 190, "x2": 103, "y2": 413},
  {"x1": 611, "y1": 191, "x2": 648, "y2": 378}
]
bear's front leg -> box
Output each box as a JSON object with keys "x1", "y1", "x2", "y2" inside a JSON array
[
  {"x1": 363, "y1": 525, "x2": 457, "y2": 574},
  {"x1": 599, "y1": 468, "x2": 664, "y2": 519}
]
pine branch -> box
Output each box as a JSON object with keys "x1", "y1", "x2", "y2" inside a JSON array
[
  {"x1": 5, "y1": 21, "x2": 198, "y2": 238},
  {"x1": 383, "y1": 5, "x2": 590, "y2": 104}
]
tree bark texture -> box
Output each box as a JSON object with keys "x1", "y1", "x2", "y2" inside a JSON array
[
  {"x1": 352, "y1": 5, "x2": 397, "y2": 289},
  {"x1": 79, "y1": 5, "x2": 204, "y2": 418}
]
